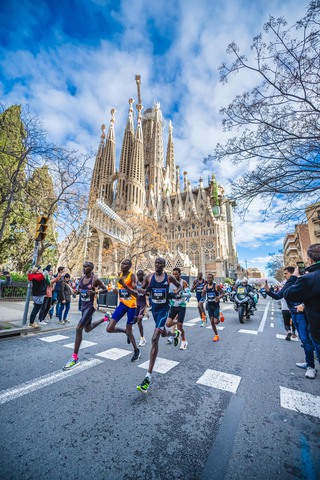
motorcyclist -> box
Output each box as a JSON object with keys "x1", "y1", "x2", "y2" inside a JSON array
[{"x1": 235, "y1": 277, "x2": 256, "y2": 312}]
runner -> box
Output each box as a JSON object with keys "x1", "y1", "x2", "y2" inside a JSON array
[
  {"x1": 166, "y1": 267, "x2": 190, "y2": 350},
  {"x1": 63, "y1": 262, "x2": 109, "y2": 370},
  {"x1": 136, "y1": 257, "x2": 182, "y2": 393},
  {"x1": 106, "y1": 259, "x2": 140, "y2": 362},
  {"x1": 202, "y1": 273, "x2": 224, "y2": 342},
  {"x1": 191, "y1": 272, "x2": 207, "y2": 325},
  {"x1": 134, "y1": 270, "x2": 148, "y2": 347}
]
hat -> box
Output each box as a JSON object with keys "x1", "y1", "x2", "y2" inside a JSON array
[{"x1": 44, "y1": 265, "x2": 52, "y2": 272}]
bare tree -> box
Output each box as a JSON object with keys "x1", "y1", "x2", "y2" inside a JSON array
[{"x1": 206, "y1": 1, "x2": 320, "y2": 222}]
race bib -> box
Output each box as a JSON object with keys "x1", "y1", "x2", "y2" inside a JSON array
[
  {"x1": 196, "y1": 284, "x2": 204, "y2": 292},
  {"x1": 151, "y1": 288, "x2": 167, "y2": 304},
  {"x1": 207, "y1": 291, "x2": 216, "y2": 302},
  {"x1": 80, "y1": 289, "x2": 90, "y2": 302},
  {"x1": 237, "y1": 287, "x2": 245, "y2": 295},
  {"x1": 119, "y1": 289, "x2": 131, "y2": 300}
]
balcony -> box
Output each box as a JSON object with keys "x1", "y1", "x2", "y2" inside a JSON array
[{"x1": 314, "y1": 229, "x2": 320, "y2": 237}]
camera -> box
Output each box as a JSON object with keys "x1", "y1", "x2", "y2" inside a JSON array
[{"x1": 296, "y1": 261, "x2": 305, "y2": 276}]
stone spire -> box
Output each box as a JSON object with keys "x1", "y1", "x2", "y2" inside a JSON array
[
  {"x1": 89, "y1": 124, "x2": 106, "y2": 207},
  {"x1": 116, "y1": 98, "x2": 135, "y2": 210},
  {"x1": 102, "y1": 108, "x2": 116, "y2": 206},
  {"x1": 165, "y1": 120, "x2": 176, "y2": 195},
  {"x1": 126, "y1": 103, "x2": 145, "y2": 213}
]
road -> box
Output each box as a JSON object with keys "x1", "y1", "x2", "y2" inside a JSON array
[{"x1": 0, "y1": 298, "x2": 319, "y2": 480}]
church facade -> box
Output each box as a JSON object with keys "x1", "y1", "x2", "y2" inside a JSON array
[{"x1": 85, "y1": 77, "x2": 238, "y2": 280}]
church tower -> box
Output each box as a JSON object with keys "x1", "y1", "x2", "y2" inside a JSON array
[
  {"x1": 125, "y1": 101, "x2": 145, "y2": 213},
  {"x1": 164, "y1": 120, "x2": 176, "y2": 195},
  {"x1": 116, "y1": 98, "x2": 135, "y2": 210},
  {"x1": 142, "y1": 103, "x2": 164, "y2": 199}
]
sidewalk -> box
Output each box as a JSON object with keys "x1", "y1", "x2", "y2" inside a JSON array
[
  {"x1": 0, "y1": 296, "x2": 200, "y2": 339},
  {"x1": 0, "y1": 300, "x2": 110, "y2": 338}
]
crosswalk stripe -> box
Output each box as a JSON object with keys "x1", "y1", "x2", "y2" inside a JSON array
[
  {"x1": 138, "y1": 357, "x2": 179, "y2": 374},
  {"x1": 63, "y1": 340, "x2": 97, "y2": 349},
  {"x1": 238, "y1": 329, "x2": 258, "y2": 335},
  {"x1": 39, "y1": 334, "x2": 70, "y2": 343},
  {"x1": 280, "y1": 386, "x2": 320, "y2": 418},
  {"x1": 0, "y1": 359, "x2": 104, "y2": 405},
  {"x1": 95, "y1": 348, "x2": 131, "y2": 360},
  {"x1": 276, "y1": 334, "x2": 298, "y2": 341},
  {"x1": 196, "y1": 369, "x2": 241, "y2": 393}
]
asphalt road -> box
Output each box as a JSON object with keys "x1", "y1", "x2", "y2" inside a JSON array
[{"x1": 0, "y1": 298, "x2": 319, "y2": 480}]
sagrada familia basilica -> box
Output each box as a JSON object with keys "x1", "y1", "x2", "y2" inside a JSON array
[{"x1": 62, "y1": 76, "x2": 238, "y2": 280}]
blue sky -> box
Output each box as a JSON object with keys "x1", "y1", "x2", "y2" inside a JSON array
[{"x1": 0, "y1": 0, "x2": 309, "y2": 273}]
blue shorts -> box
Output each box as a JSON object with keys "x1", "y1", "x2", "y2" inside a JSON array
[
  {"x1": 152, "y1": 306, "x2": 169, "y2": 331},
  {"x1": 112, "y1": 302, "x2": 136, "y2": 325},
  {"x1": 196, "y1": 292, "x2": 204, "y2": 303}
]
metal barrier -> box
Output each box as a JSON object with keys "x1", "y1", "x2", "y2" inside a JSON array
[
  {"x1": 98, "y1": 291, "x2": 118, "y2": 309},
  {"x1": 0, "y1": 282, "x2": 28, "y2": 300}
]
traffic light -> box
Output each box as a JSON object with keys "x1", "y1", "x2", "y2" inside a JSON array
[{"x1": 35, "y1": 216, "x2": 48, "y2": 242}]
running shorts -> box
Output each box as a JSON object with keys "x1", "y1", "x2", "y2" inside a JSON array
[
  {"x1": 206, "y1": 302, "x2": 220, "y2": 319},
  {"x1": 78, "y1": 302, "x2": 96, "y2": 328},
  {"x1": 168, "y1": 306, "x2": 186, "y2": 324},
  {"x1": 112, "y1": 302, "x2": 136, "y2": 325},
  {"x1": 152, "y1": 306, "x2": 170, "y2": 331}
]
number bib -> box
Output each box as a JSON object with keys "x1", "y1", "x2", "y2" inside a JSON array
[
  {"x1": 196, "y1": 284, "x2": 204, "y2": 292},
  {"x1": 119, "y1": 289, "x2": 131, "y2": 300},
  {"x1": 151, "y1": 288, "x2": 167, "y2": 304},
  {"x1": 80, "y1": 289, "x2": 90, "y2": 302},
  {"x1": 207, "y1": 291, "x2": 216, "y2": 303},
  {"x1": 237, "y1": 287, "x2": 245, "y2": 295}
]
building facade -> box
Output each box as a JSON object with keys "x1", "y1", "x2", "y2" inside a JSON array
[
  {"x1": 283, "y1": 224, "x2": 311, "y2": 266},
  {"x1": 83, "y1": 77, "x2": 238, "y2": 279}
]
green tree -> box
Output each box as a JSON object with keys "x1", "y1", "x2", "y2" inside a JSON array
[
  {"x1": 206, "y1": 1, "x2": 320, "y2": 222},
  {"x1": 266, "y1": 251, "x2": 284, "y2": 281}
]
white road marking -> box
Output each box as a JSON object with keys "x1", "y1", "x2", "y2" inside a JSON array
[
  {"x1": 138, "y1": 357, "x2": 179, "y2": 374},
  {"x1": 276, "y1": 334, "x2": 298, "y2": 341},
  {"x1": 63, "y1": 340, "x2": 97, "y2": 349},
  {"x1": 271, "y1": 316, "x2": 274, "y2": 320},
  {"x1": 196, "y1": 369, "x2": 241, "y2": 393},
  {"x1": 258, "y1": 302, "x2": 270, "y2": 333},
  {"x1": 39, "y1": 334, "x2": 70, "y2": 343},
  {"x1": 206, "y1": 326, "x2": 225, "y2": 330},
  {"x1": 238, "y1": 329, "x2": 258, "y2": 335},
  {"x1": 0, "y1": 359, "x2": 103, "y2": 405},
  {"x1": 270, "y1": 323, "x2": 274, "y2": 328},
  {"x1": 95, "y1": 348, "x2": 131, "y2": 360},
  {"x1": 184, "y1": 322, "x2": 196, "y2": 327},
  {"x1": 280, "y1": 386, "x2": 320, "y2": 419},
  {"x1": 187, "y1": 318, "x2": 201, "y2": 323}
]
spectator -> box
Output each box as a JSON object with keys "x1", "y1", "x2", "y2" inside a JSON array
[
  {"x1": 38, "y1": 266, "x2": 63, "y2": 325},
  {"x1": 58, "y1": 273, "x2": 73, "y2": 324},
  {"x1": 266, "y1": 267, "x2": 315, "y2": 378},
  {"x1": 0, "y1": 270, "x2": 11, "y2": 298},
  {"x1": 27, "y1": 266, "x2": 46, "y2": 328},
  {"x1": 49, "y1": 266, "x2": 65, "y2": 318},
  {"x1": 285, "y1": 244, "x2": 320, "y2": 379}
]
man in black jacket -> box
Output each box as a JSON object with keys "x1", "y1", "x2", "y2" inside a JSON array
[
  {"x1": 285, "y1": 244, "x2": 320, "y2": 379},
  {"x1": 265, "y1": 267, "x2": 315, "y2": 379}
]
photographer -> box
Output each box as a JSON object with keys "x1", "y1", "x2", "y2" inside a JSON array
[{"x1": 284, "y1": 244, "x2": 320, "y2": 379}]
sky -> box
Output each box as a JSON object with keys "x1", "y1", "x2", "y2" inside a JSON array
[{"x1": 0, "y1": 0, "x2": 310, "y2": 274}]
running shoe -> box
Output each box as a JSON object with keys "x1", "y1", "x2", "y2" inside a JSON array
[
  {"x1": 39, "y1": 321, "x2": 48, "y2": 325},
  {"x1": 136, "y1": 376, "x2": 150, "y2": 394},
  {"x1": 173, "y1": 330, "x2": 181, "y2": 347},
  {"x1": 296, "y1": 362, "x2": 308, "y2": 369},
  {"x1": 291, "y1": 334, "x2": 297, "y2": 339},
  {"x1": 285, "y1": 332, "x2": 292, "y2": 341},
  {"x1": 180, "y1": 341, "x2": 188, "y2": 350},
  {"x1": 305, "y1": 367, "x2": 317, "y2": 379},
  {"x1": 58, "y1": 320, "x2": 65, "y2": 325},
  {"x1": 201, "y1": 312, "x2": 207, "y2": 323},
  {"x1": 220, "y1": 313, "x2": 225, "y2": 323},
  {"x1": 139, "y1": 337, "x2": 147, "y2": 347},
  {"x1": 167, "y1": 336, "x2": 173, "y2": 344},
  {"x1": 131, "y1": 349, "x2": 140, "y2": 362},
  {"x1": 63, "y1": 358, "x2": 79, "y2": 370},
  {"x1": 213, "y1": 335, "x2": 220, "y2": 342},
  {"x1": 103, "y1": 313, "x2": 111, "y2": 322}
]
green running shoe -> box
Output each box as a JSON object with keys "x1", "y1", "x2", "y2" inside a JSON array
[
  {"x1": 63, "y1": 358, "x2": 79, "y2": 371},
  {"x1": 136, "y1": 376, "x2": 150, "y2": 394},
  {"x1": 173, "y1": 330, "x2": 181, "y2": 347}
]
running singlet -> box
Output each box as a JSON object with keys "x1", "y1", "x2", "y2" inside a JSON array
[
  {"x1": 117, "y1": 272, "x2": 137, "y2": 308},
  {"x1": 137, "y1": 280, "x2": 147, "y2": 307},
  {"x1": 196, "y1": 280, "x2": 206, "y2": 293},
  {"x1": 169, "y1": 279, "x2": 186, "y2": 308},
  {"x1": 149, "y1": 272, "x2": 170, "y2": 308},
  {"x1": 206, "y1": 284, "x2": 218, "y2": 303},
  {"x1": 79, "y1": 275, "x2": 94, "y2": 303}
]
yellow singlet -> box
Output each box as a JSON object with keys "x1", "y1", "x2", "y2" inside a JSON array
[{"x1": 117, "y1": 272, "x2": 137, "y2": 308}]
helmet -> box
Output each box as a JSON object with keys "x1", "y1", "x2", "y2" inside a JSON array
[{"x1": 241, "y1": 277, "x2": 248, "y2": 284}]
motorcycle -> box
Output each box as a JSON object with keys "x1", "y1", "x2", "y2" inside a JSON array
[
  {"x1": 260, "y1": 288, "x2": 267, "y2": 299},
  {"x1": 233, "y1": 286, "x2": 252, "y2": 323}
]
